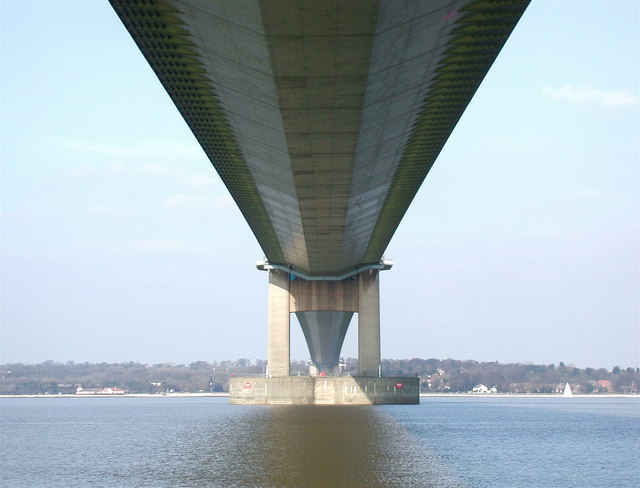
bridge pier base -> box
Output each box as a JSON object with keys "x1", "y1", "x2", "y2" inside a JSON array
[{"x1": 229, "y1": 376, "x2": 419, "y2": 405}]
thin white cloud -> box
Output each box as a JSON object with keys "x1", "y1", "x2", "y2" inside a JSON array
[
  {"x1": 51, "y1": 137, "x2": 203, "y2": 159},
  {"x1": 98, "y1": 161, "x2": 175, "y2": 177},
  {"x1": 542, "y1": 84, "x2": 638, "y2": 107},
  {"x1": 0, "y1": 209, "x2": 48, "y2": 220},
  {"x1": 106, "y1": 161, "x2": 128, "y2": 173},
  {"x1": 127, "y1": 239, "x2": 189, "y2": 253},
  {"x1": 139, "y1": 162, "x2": 176, "y2": 177},
  {"x1": 561, "y1": 190, "x2": 607, "y2": 201},
  {"x1": 83, "y1": 205, "x2": 126, "y2": 217},
  {"x1": 72, "y1": 160, "x2": 182, "y2": 179},
  {"x1": 164, "y1": 192, "x2": 232, "y2": 217},
  {"x1": 184, "y1": 173, "x2": 220, "y2": 188}
]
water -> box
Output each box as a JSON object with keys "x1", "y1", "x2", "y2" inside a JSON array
[{"x1": 1, "y1": 396, "x2": 638, "y2": 487}]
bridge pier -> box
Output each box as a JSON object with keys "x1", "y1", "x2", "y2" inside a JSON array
[
  {"x1": 358, "y1": 269, "x2": 381, "y2": 377},
  {"x1": 267, "y1": 270, "x2": 290, "y2": 377},
  {"x1": 232, "y1": 264, "x2": 418, "y2": 405},
  {"x1": 268, "y1": 268, "x2": 381, "y2": 378}
]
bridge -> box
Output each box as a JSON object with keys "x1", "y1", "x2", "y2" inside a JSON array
[{"x1": 110, "y1": 0, "x2": 529, "y2": 403}]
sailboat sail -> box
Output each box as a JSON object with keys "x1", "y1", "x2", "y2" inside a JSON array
[{"x1": 563, "y1": 382, "x2": 573, "y2": 397}]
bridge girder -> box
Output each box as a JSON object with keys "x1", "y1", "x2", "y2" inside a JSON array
[{"x1": 110, "y1": 0, "x2": 529, "y2": 277}]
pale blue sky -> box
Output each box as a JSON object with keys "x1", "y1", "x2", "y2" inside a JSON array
[{"x1": 1, "y1": 0, "x2": 638, "y2": 369}]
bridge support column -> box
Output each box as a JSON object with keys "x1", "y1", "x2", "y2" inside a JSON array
[
  {"x1": 358, "y1": 269, "x2": 381, "y2": 377},
  {"x1": 232, "y1": 262, "x2": 418, "y2": 404},
  {"x1": 267, "y1": 269, "x2": 290, "y2": 377}
]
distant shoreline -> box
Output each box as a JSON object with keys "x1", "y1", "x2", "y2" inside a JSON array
[
  {"x1": 0, "y1": 392, "x2": 230, "y2": 399},
  {"x1": 1, "y1": 392, "x2": 637, "y2": 399},
  {"x1": 419, "y1": 393, "x2": 638, "y2": 399}
]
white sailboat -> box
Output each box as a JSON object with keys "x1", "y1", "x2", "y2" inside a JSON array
[{"x1": 563, "y1": 382, "x2": 573, "y2": 397}]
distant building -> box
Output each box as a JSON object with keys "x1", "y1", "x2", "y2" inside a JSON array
[
  {"x1": 56, "y1": 383, "x2": 78, "y2": 394},
  {"x1": 76, "y1": 387, "x2": 127, "y2": 395},
  {"x1": 470, "y1": 384, "x2": 497, "y2": 394},
  {"x1": 595, "y1": 380, "x2": 613, "y2": 393}
]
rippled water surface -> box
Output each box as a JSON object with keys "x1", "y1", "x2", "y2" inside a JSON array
[{"x1": 1, "y1": 396, "x2": 638, "y2": 487}]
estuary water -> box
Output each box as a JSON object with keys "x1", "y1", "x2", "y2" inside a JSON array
[{"x1": 1, "y1": 396, "x2": 638, "y2": 488}]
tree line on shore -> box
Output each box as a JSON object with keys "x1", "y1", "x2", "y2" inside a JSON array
[{"x1": 1, "y1": 358, "x2": 637, "y2": 395}]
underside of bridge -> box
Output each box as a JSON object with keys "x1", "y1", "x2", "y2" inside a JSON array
[{"x1": 111, "y1": 0, "x2": 529, "y2": 403}]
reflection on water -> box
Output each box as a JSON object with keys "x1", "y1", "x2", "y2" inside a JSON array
[
  {"x1": 1, "y1": 399, "x2": 465, "y2": 488},
  {"x1": 188, "y1": 406, "x2": 465, "y2": 488},
  {"x1": 143, "y1": 405, "x2": 462, "y2": 487}
]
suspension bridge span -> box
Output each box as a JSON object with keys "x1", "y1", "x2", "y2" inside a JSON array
[{"x1": 110, "y1": 0, "x2": 529, "y2": 404}]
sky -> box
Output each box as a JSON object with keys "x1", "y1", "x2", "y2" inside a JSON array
[{"x1": 1, "y1": 0, "x2": 638, "y2": 369}]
